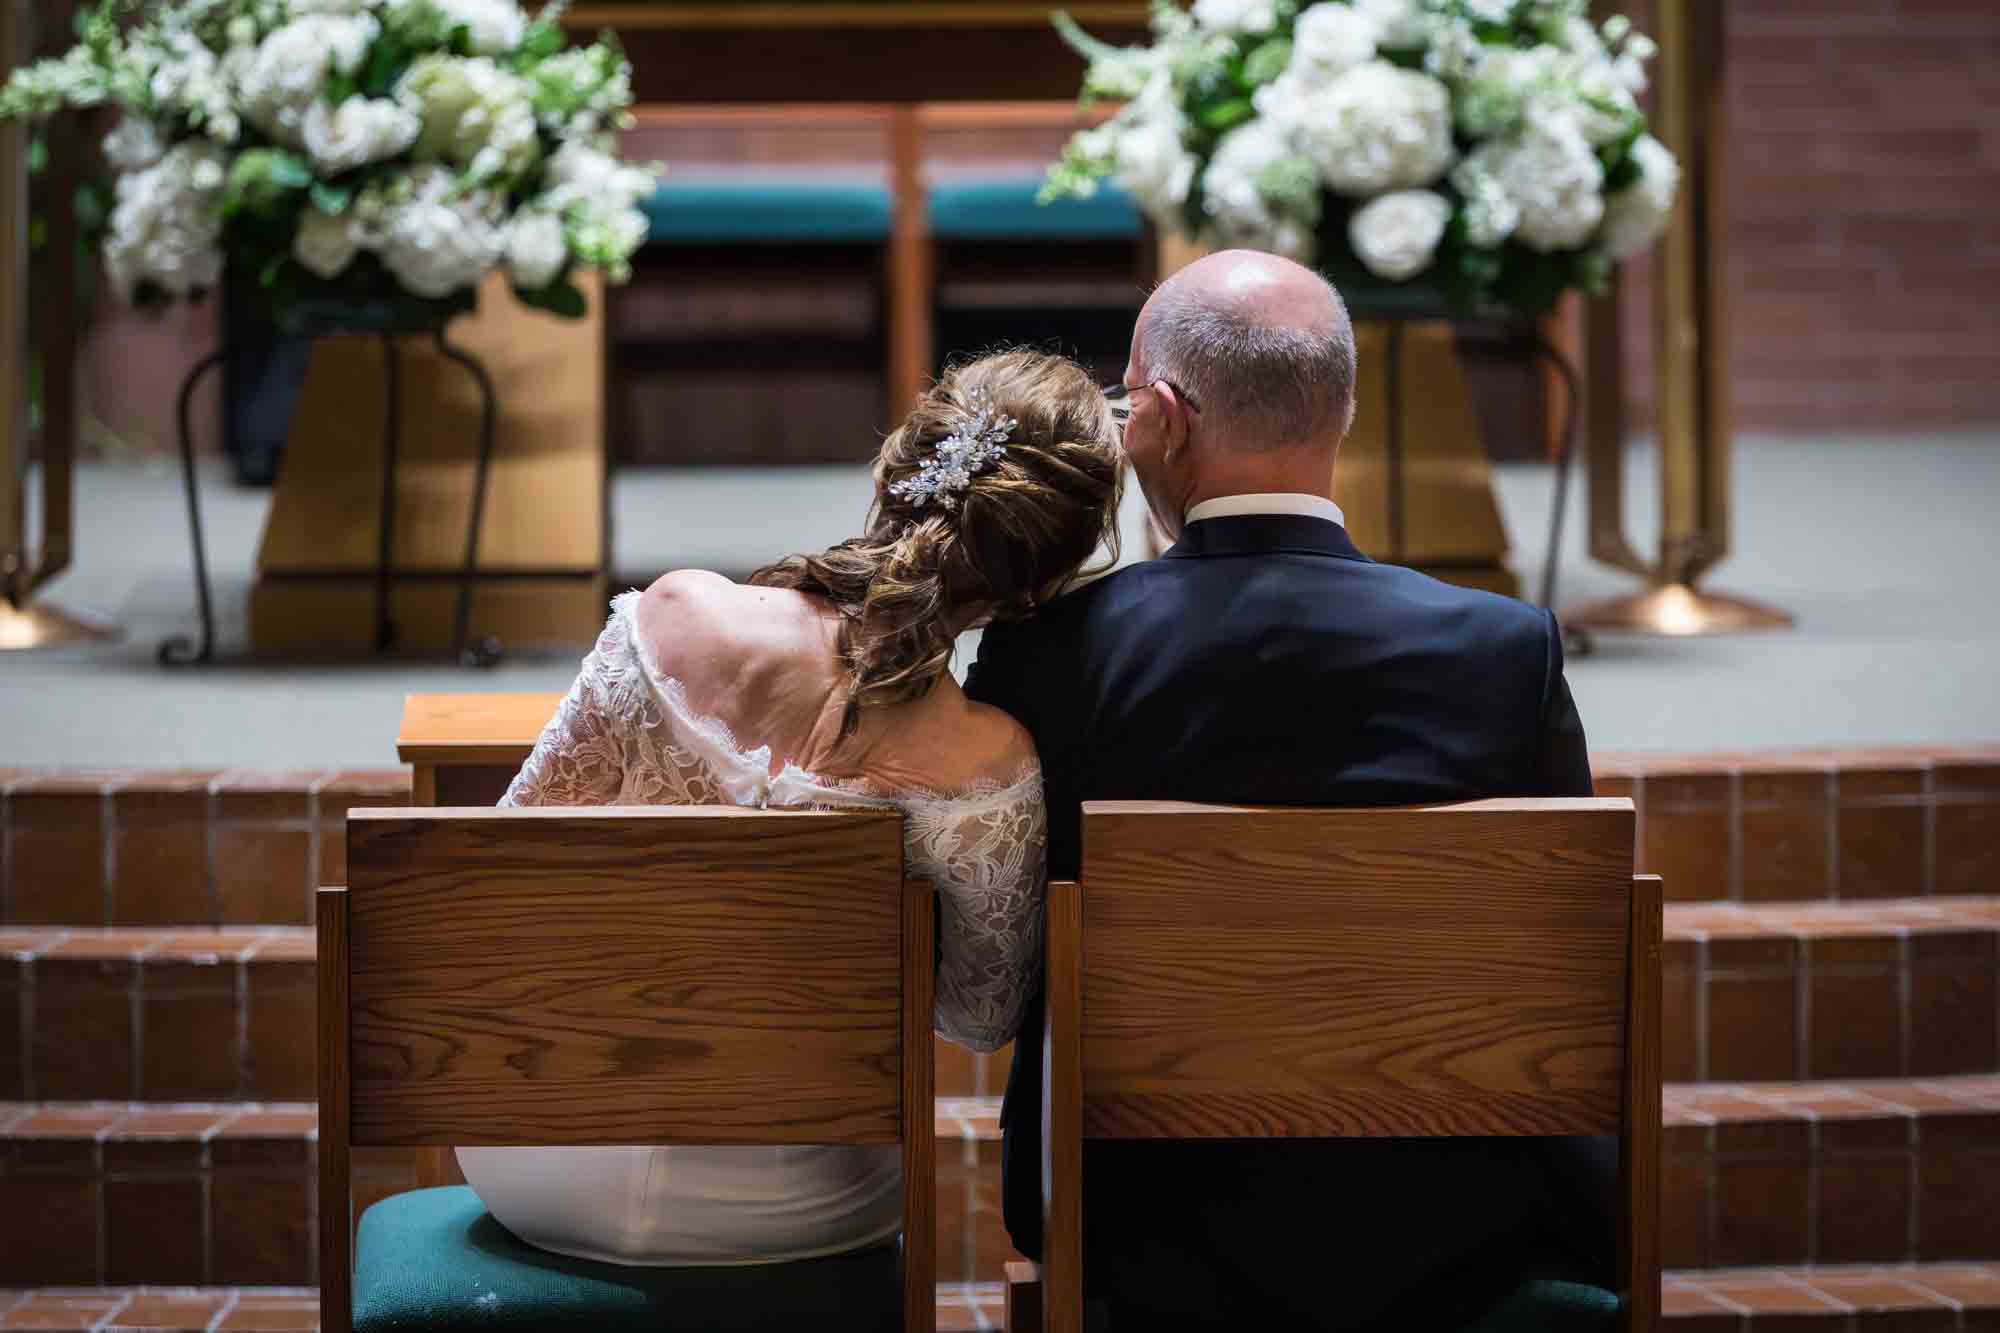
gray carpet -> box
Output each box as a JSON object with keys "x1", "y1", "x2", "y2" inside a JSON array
[{"x1": 2, "y1": 431, "x2": 1995, "y2": 768}]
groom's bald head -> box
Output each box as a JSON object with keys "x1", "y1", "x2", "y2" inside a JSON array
[{"x1": 1132, "y1": 249, "x2": 1356, "y2": 452}]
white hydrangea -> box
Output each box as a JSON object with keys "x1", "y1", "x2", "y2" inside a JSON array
[
  {"x1": 103, "y1": 141, "x2": 228, "y2": 301},
  {"x1": 1463, "y1": 0, "x2": 1516, "y2": 24},
  {"x1": 1351, "y1": 0, "x2": 1430, "y2": 48},
  {"x1": 562, "y1": 199, "x2": 649, "y2": 282},
  {"x1": 303, "y1": 96, "x2": 422, "y2": 175},
  {"x1": 379, "y1": 165, "x2": 508, "y2": 297},
  {"x1": 1109, "y1": 99, "x2": 1198, "y2": 216},
  {"x1": 1468, "y1": 109, "x2": 1604, "y2": 252},
  {"x1": 1456, "y1": 45, "x2": 1554, "y2": 138},
  {"x1": 293, "y1": 205, "x2": 361, "y2": 279},
  {"x1": 144, "y1": 28, "x2": 239, "y2": 142},
  {"x1": 539, "y1": 139, "x2": 659, "y2": 215},
  {"x1": 103, "y1": 116, "x2": 166, "y2": 172},
  {"x1": 1449, "y1": 157, "x2": 1520, "y2": 248},
  {"x1": 1191, "y1": 0, "x2": 1278, "y2": 35},
  {"x1": 1297, "y1": 62, "x2": 1455, "y2": 197},
  {"x1": 1201, "y1": 118, "x2": 1297, "y2": 242},
  {"x1": 1289, "y1": 4, "x2": 1379, "y2": 82},
  {"x1": 431, "y1": 0, "x2": 530, "y2": 55},
  {"x1": 1348, "y1": 189, "x2": 1451, "y2": 280},
  {"x1": 241, "y1": 14, "x2": 379, "y2": 142},
  {"x1": 1596, "y1": 133, "x2": 1678, "y2": 259},
  {"x1": 505, "y1": 210, "x2": 568, "y2": 289},
  {"x1": 397, "y1": 55, "x2": 541, "y2": 183}
]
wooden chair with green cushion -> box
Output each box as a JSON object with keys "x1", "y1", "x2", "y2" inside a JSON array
[
  {"x1": 320, "y1": 805, "x2": 936, "y2": 1333},
  {"x1": 1004, "y1": 799, "x2": 1661, "y2": 1333}
]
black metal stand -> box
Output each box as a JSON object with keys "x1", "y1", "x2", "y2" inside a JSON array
[{"x1": 161, "y1": 328, "x2": 503, "y2": 668}]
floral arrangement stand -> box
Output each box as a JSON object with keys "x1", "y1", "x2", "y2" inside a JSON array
[
  {"x1": 161, "y1": 305, "x2": 498, "y2": 667},
  {"x1": 2, "y1": 0, "x2": 660, "y2": 665}
]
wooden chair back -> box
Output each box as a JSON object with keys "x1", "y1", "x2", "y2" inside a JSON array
[
  {"x1": 319, "y1": 805, "x2": 936, "y2": 1333},
  {"x1": 1027, "y1": 798, "x2": 1658, "y2": 1333}
]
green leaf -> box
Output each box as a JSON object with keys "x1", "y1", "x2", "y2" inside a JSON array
[
  {"x1": 1241, "y1": 38, "x2": 1292, "y2": 87},
  {"x1": 1196, "y1": 97, "x2": 1255, "y2": 133},
  {"x1": 325, "y1": 72, "x2": 359, "y2": 105},
  {"x1": 309, "y1": 181, "x2": 354, "y2": 216},
  {"x1": 26, "y1": 135, "x2": 46, "y2": 174},
  {"x1": 519, "y1": 19, "x2": 565, "y2": 60},
  {"x1": 516, "y1": 276, "x2": 588, "y2": 319}
]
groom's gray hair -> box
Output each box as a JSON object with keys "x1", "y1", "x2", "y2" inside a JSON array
[{"x1": 1135, "y1": 256, "x2": 1357, "y2": 450}]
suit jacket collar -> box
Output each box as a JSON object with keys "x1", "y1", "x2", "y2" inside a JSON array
[{"x1": 1164, "y1": 513, "x2": 1371, "y2": 563}]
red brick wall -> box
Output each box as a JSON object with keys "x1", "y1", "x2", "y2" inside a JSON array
[{"x1": 1618, "y1": 0, "x2": 2000, "y2": 432}]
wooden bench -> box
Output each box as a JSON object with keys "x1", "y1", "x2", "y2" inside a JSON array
[
  {"x1": 1008, "y1": 799, "x2": 1661, "y2": 1333},
  {"x1": 319, "y1": 805, "x2": 937, "y2": 1332}
]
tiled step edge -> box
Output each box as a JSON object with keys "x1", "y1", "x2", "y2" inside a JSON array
[
  {"x1": 1665, "y1": 1264, "x2": 2000, "y2": 1329},
  {"x1": 1663, "y1": 896, "x2": 2000, "y2": 1084},
  {"x1": 0, "y1": 929, "x2": 316, "y2": 1103},
  {"x1": 1666, "y1": 1075, "x2": 2000, "y2": 1270}
]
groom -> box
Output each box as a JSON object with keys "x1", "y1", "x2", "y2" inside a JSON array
[{"x1": 965, "y1": 251, "x2": 1602, "y2": 1330}]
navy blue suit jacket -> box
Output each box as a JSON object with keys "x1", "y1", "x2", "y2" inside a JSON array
[{"x1": 963, "y1": 513, "x2": 1594, "y2": 1266}]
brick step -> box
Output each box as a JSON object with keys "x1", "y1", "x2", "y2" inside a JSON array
[
  {"x1": 1664, "y1": 896, "x2": 2000, "y2": 1083},
  {"x1": 1664, "y1": 1264, "x2": 2000, "y2": 1329},
  {"x1": 0, "y1": 771, "x2": 408, "y2": 931},
  {"x1": 0, "y1": 930, "x2": 315, "y2": 1103},
  {"x1": 0, "y1": 1099, "x2": 1017, "y2": 1290},
  {"x1": 5, "y1": 1267, "x2": 1999, "y2": 1333},
  {"x1": 1665, "y1": 1076, "x2": 2000, "y2": 1271}
]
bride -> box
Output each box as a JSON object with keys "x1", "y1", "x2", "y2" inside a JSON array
[{"x1": 456, "y1": 348, "x2": 1123, "y2": 1266}]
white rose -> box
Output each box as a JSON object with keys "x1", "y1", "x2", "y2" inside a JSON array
[
  {"x1": 1290, "y1": 4, "x2": 1378, "y2": 81},
  {"x1": 1298, "y1": 62, "x2": 1455, "y2": 197},
  {"x1": 379, "y1": 166, "x2": 507, "y2": 297},
  {"x1": 1348, "y1": 189, "x2": 1450, "y2": 280},
  {"x1": 1471, "y1": 110, "x2": 1604, "y2": 252},
  {"x1": 242, "y1": 14, "x2": 379, "y2": 142},
  {"x1": 397, "y1": 56, "x2": 541, "y2": 182},
  {"x1": 303, "y1": 96, "x2": 421, "y2": 175},
  {"x1": 505, "y1": 211, "x2": 568, "y2": 289},
  {"x1": 102, "y1": 142, "x2": 227, "y2": 301},
  {"x1": 103, "y1": 116, "x2": 166, "y2": 172},
  {"x1": 1191, "y1": 0, "x2": 1278, "y2": 34},
  {"x1": 1352, "y1": 0, "x2": 1429, "y2": 48},
  {"x1": 432, "y1": 0, "x2": 529, "y2": 55},
  {"x1": 1597, "y1": 133, "x2": 1679, "y2": 260},
  {"x1": 294, "y1": 206, "x2": 361, "y2": 279}
]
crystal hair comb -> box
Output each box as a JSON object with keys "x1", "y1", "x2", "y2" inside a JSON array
[{"x1": 888, "y1": 389, "x2": 1018, "y2": 511}]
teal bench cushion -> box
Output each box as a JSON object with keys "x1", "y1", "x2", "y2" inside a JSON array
[
  {"x1": 1458, "y1": 1278, "x2": 1621, "y2": 1333},
  {"x1": 643, "y1": 179, "x2": 894, "y2": 246},
  {"x1": 352, "y1": 1186, "x2": 901, "y2": 1332},
  {"x1": 927, "y1": 178, "x2": 1142, "y2": 242}
]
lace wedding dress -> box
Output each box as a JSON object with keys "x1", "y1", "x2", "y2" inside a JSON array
[{"x1": 457, "y1": 591, "x2": 1047, "y2": 1266}]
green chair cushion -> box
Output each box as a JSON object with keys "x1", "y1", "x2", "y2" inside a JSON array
[
  {"x1": 352, "y1": 1186, "x2": 901, "y2": 1332},
  {"x1": 1457, "y1": 1278, "x2": 1621, "y2": 1333},
  {"x1": 927, "y1": 178, "x2": 1142, "y2": 242},
  {"x1": 642, "y1": 179, "x2": 894, "y2": 246}
]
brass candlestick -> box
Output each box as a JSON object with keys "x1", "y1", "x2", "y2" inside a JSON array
[{"x1": 1562, "y1": 0, "x2": 1791, "y2": 637}]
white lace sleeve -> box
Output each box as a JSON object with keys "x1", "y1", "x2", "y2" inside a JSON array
[
  {"x1": 903, "y1": 774, "x2": 1047, "y2": 1052},
  {"x1": 499, "y1": 614, "x2": 633, "y2": 808}
]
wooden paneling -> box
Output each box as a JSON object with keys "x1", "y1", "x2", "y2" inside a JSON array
[
  {"x1": 1075, "y1": 800, "x2": 1635, "y2": 1141},
  {"x1": 1621, "y1": 873, "x2": 1665, "y2": 1333},
  {"x1": 343, "y1": 806, "x2": 906, "y2": 1146},
  {"x1": 1044, "y1": 880, "x2": 1084, "y2": 1333},
  {"x1": 315, "y1": 887, "x2": 352, "y2": 1333},
  {"x1": 901, "y1": 876, "x2": 938, "y2": 1333}
]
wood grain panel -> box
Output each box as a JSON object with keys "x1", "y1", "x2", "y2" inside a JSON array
[
  {"x1": 1044, "y1": 880, "x2": 1084, "y2": 1333},
  {"x1": 901, "y1": 878, "x2": 937, "y2": 1333},
  {"x1": 344, "y1": 807, "x2": 906, "y2": 1146},
  {"x1": 1077, "y1": 801, "x2": 1634, "y2": 1141},
  {"x1": 1620, "y1": 873, "x2": 1664, "y2": 1333},
  {"x1": 316, "y1": 887, "x2": 352, "y2": 1333}
]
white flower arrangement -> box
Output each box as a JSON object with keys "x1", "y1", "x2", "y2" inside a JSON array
[
  {"x1": 1, "y1": 0, "x2": 662, "y2": 328},
  {"x1": 1045, "y1": 0, "x2": 1679, "y2": 315}
]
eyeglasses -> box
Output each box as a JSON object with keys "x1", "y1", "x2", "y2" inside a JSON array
[{"x1": 1102, "y1": 380, "x2": 1201, "y2": 421}]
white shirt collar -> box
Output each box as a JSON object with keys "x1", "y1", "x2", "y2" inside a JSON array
[{"x1": 1185, "y1": 492, "x2": 1346, "y2": 527}]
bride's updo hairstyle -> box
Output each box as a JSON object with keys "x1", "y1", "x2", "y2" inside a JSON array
[{"x1": 751, "y1": 349, "x2": 1122, "y2": 735}]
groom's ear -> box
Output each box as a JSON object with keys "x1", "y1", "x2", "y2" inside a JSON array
[{"x1": 1154, "y1": 381, "x2": 1192, "y2": 458}]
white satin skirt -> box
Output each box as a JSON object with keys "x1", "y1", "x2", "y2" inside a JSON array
[{"x1": 456, "y1": 1145, "x2": 903, "y2": 1267}]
